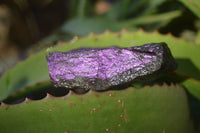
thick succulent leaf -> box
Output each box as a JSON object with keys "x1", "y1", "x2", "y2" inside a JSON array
[
  {"x1": 0, "y1": 52, "x2": 49, "y2": 101},
  {"x1": 160, "y1": 73, "x2": 200, "y2": 100},
  {"x1": 196, "y1": 30, "x2": 200, "y2": 44},
  {"x1": 1, "y1": 30, "x2": 200, "y2": 101},
  {"x1": 182, "y1": 77, "x2": 200, "y2": 99},
  {"x1": 179, "y1": 0, "x2": 200, "y2": 18},
  {"x1": 0, "y1": 85, "x2": 195, "y2": 133}
]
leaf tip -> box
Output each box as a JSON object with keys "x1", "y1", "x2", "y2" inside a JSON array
[
  {"x1": 46, "y1": 93, "x2": 54, "y2": 98},
  {"x1": 121, "y1": 28, "x2": 128, "y2": 33},
  {"x1": 0, "y1": 102, "x2": 7, "y2": 106},
  {"x1": 70, "y1": 36, "x2": 79, "y2": 44},
  {"x1": 104, "y1": 29, "x2": 111, "y2": 34},
  {"x1": 163, "y1": 82, "x2": 167, "y2": 86},
  {"x1": 89, "y1": 32, "x2": 95, "y2": 36},
  {"x1": 138, "y1": 28, "x2": 145, "y2": 32}
]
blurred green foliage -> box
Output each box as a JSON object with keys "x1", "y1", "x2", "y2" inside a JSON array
[
  {"x1": 0, "y1": 0, "x2": 199, "y2": 49},
  {"x1": 1, "y1": 0, "x2": 199, "y2": 51},
  {"x1": 37, "y1": 0, "x2": 200, "y2": 48}
]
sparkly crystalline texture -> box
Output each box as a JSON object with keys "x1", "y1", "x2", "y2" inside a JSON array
[{"x1": 46, "y1": 42, "x2": 177, "y2": 90}]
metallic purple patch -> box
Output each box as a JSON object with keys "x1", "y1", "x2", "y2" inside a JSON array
[{"x1": 46, "y1": 42, "x2": 177, "y2": 90}]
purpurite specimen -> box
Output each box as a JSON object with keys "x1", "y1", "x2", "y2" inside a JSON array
[{"x1": 46, "y1": 42, "x2": 177, "y2": 90}]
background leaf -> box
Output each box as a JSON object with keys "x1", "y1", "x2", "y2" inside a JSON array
[
  {"x1": 61, "y1": 18, "x2": 137, "y2": 36},
  {"x1": 179, "y1": 0, "x2": 200, "y2": 18}
]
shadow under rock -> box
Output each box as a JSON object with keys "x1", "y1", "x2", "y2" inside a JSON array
[
  {"x1": 26, "y1": 86, "x2": 70, "y2": 100},
  {"x1": 2, "y1": 77, "x2": 28, "y2": 105},
  {"x1": 175, "y1": 58, "x2": 200, "y2": 80}
]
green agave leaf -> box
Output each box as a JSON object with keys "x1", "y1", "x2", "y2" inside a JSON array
[
  {"x1": 179, "y1": 0, "x2": 200, "y2": 18},
  {"x1": 160, "y1": 73, "x2": 200, "y2": 100},
  {"x1": 196, "y1": 30, "x2": 200, "y2": 45},
  {"x1": 1, "y1": 30, "x2": 200, "y2": 101},
  {"x1": 0, "y1": 85, "x2": 195, "y2": 133}
]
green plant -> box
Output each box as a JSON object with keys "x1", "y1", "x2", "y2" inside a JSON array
[
  {"x1": 0, "y1": 0, "x2": 200, "y2": 132},
  {"x1": 0, "y1": 30, "x2": 200, "y2": 132}
]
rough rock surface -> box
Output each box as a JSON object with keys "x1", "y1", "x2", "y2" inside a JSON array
[{"x1": 46, "y1": 42, "x2": 177, "y2": 90}]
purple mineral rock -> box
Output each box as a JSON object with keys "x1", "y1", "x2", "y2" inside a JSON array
[{"x1": 46, "y1": 42, "x2": 177, "y2": 90}]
